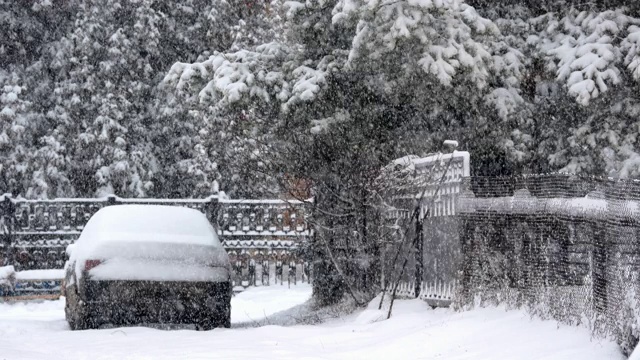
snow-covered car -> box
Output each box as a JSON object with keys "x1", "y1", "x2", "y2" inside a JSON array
[{"x1": 62, "y1": 205, "x2": 232, "y2": 330}]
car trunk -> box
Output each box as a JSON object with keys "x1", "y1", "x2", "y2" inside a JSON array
[
  {"x1": 80, "y1": 240, "x2": 230, "y2": 282},
  {"x1": 83, "y1": 280, "x2": 231, "y2": 325}
]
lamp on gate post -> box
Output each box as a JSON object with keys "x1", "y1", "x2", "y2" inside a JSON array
[{"x1": 414, "y1": 140, "x2": 459, "y2": 298}]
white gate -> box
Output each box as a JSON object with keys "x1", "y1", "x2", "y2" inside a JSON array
[
  {"x1": 391, "y1": 151, "x2": 470, "y2": 216},
  {"x1": 388, "y1": 151, "x2": 470, "y2": 306}
]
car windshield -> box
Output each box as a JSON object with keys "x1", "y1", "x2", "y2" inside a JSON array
[{"x1": 79, "y1": 205, "x2": 220, "y2": 247}]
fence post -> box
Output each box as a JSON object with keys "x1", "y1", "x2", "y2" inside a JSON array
[
  {"x1": 459, "y1": 215, "x2": 473, "y2": 304},
  {"x1": 208, "y1": 194, "x2": 221, "y2": 231},
  {"x1": 106, "y1": 194, "x2": 117, "y2": 206},
  {"x1": 1, "y1": 194, "x2": 15, "y2": 268},
  {"x1": 414, "y1": 215, "x2": 424, "y2": 298},
  {"x1": 585, "y1": 189, "x2": 609, "y2": 317},
  {"x1": 592, "y1": 219, "x2": 608, "y2": 315},
  {"x1": 458, "y1": 188, "x2": 475, "y2": 305}
]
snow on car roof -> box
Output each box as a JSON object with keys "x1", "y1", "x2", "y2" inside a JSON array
[{"x1": 78, "y1": 205, "x2": 219, "y2": 246}]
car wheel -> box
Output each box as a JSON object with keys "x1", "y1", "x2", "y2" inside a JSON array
[
  {"x1": 65, "y1": 300, "x2": 76, "y2": 330},
  {"x1": 72, "y1": 309, "x2": 94, "y2": 330},
  {"x1": 196, "y1": 299, "x2": 230, "y2": 330},
  {"x1": 66, "y1": 285, "x2": 97, "y2": 330},
  {"x1": 196, "y1": 319, "x2": 214, "y2": 331},
  {"x1": 65, "y1": 285, "x2": 80, "y2": 330},
  {"x1": 218, "y1": 302, "x2": 231, "y2": 328}
]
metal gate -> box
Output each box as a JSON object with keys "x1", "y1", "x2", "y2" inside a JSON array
[{"x1": 383, "y1": 151, "x2": 470, "y2": 306}]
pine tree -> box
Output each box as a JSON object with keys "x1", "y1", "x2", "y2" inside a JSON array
[{"x1": 0, "y1": 69, "x2": 35, "y2": 196}]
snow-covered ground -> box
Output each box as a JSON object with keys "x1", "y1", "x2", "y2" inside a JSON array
[{"x1": 0, "y1": 284, "x2": 624, "y2": 360}]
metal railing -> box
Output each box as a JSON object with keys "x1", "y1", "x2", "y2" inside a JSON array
[{"x1": 0, "y1": 193, "x2": 313, "y2": 296}]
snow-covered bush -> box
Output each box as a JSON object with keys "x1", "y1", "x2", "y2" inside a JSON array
[{"x1": 0, "y1": 266, "x2": 16, "y2": 296}]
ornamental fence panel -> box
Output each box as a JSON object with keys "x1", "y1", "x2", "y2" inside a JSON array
[{"x1": 0, "y1": 193, "x2": 312, "y2": 296}]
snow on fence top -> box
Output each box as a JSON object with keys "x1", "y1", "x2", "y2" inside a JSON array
[
  {"x1": 7, "y1": 194, "x2": 219, "y2": 204},
  {"x1": 459, "y1": 193, "x2": 640, "y2": 220},
  {"x1": 389, "y1": 151, "x2": 470, "y2": 217},
  {"x1": 459, "y1": 175, "x2": 640, "y2": 221},
  {"x1": 14, "y1": 269, "x2": 64, "y2": 281},
  {"x1": 219, "y1": 198, "x2": 310, "y2": 205},
  {"x1": 411, "y1": 151, "x2": 470, "y2": 180}
]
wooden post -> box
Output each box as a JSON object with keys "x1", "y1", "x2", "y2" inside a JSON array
[
  {"x1": 1, "y1": 194, "x2": 15, "y2": 268},
  {"x1": 592, "y1": 220, "x2": 608, "y2": 315},
  {"x1": 556, "y1": 218, "x2": 570, "y2": 286},
  {"x1": 289, "y1": 259, "x2": 296, "y2": 286},
  {"x1": 457, "y1": 188, "x2": 475, "y2": 305},
  {"x1": 249, "y1": 259, "x2": 256, "y2": 287},
  {"x1": 262, "y1": 259, "x2": 270, "y2": 286},
  {"x1": 414, "y1": 215, "x2": 424, "y2": 298},
  {"x1": 586, "y1": 190, "x2": 608, "y2": 316}
]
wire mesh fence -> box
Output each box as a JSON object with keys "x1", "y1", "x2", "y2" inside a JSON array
[{"x1": 457, "y1": 174, "x2": 640, "y2": 353}]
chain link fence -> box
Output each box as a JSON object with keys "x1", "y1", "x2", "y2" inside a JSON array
[{"x1": 457, "y1": 174, "x2": 640, "y2": 354}]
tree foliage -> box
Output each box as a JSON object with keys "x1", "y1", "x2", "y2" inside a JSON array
[
  {"x1": 3, "y1": 0, "x2": 640, "y2": 302},
  {"x1": 164, "y1": 0, "x2": 640, "y2": 303},
  {"x1": 0, "y1": 0, "x2": 278, "y2": 198}
]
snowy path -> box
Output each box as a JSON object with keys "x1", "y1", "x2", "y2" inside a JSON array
[{"x1": 0, "y1": 284, "x2": 623, "y2": 360}]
